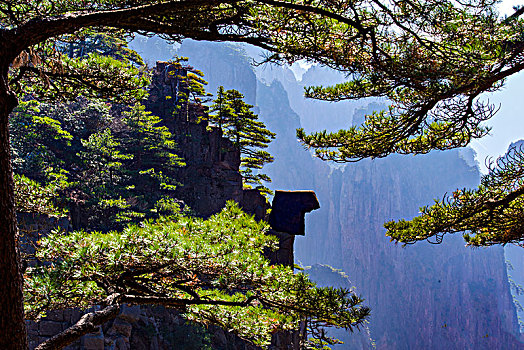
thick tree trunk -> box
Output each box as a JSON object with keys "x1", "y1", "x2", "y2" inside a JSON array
[{"x1": 0, "y1": 77, "x2": 27, "y2": 349}]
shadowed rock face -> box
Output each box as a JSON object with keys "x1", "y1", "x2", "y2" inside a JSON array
[
  {"x1": 257, "y1": 78, "x2": 523, "y2": 350},
  {"x1": 170, "y1": 39, "x2": 523, "y2": 350},
  {"x1": 23, "y1": 61, "x2": 316, "y2": 350},
  {"x1": 18, "y1": 213, "x2": 70, "y2": 260},
  {"x1": 269, "y1": 190, "x2": 320, "y2": 236},
  {"x1": 265, "y1": 191, "x2": 320, "y2": 267}
]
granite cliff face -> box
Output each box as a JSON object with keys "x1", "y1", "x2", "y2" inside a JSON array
[
  {"x1": 144, "y1": 61, "x2": 266, "y2": 219},
  {"x1": 261, "y1": 79, "x2": 523, "y2": 350},
  {"x1": 255, "y1": 60, "x2": 363, "y2": 134},
  {"x1": 24, "y1": 60, "x2": 319, "y2": 350},
  {"x1": 300, "y1": 155, "x2": 521, "y2": 350},
  {"x1": 24, "y1": 61, "x2": 271, "y2": 350},
  {"x1": 178, "y1": 40, "x2": 258, "y2": 107},
  {"x1": 174, "y1": 40, "x2": 523, "y2": 349}
]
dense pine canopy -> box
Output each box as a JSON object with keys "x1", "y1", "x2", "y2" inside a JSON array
[
  {"x1": 11, "y1": 41, "x2": 366, "y2": 349},
  {"x1": 25, "y1": 202, "x2": 369, "y2": 347},
  {"x1": 3, "y1": 1, "x2": 524, "y2": 349},
  {"x1": 210, "y1": 86, "x2": 275, "y2": 194}
]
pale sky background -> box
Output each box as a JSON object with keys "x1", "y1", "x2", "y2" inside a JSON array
[
  {"x1": 469, "y1": 2, "x2": 524, "y2": 327},
  {"x1": 288, "y1": 1, "x2": 524, "y2": 172},
  {"x1": 471, "y1": 1, "x2": 524, "y2": 171},
  {"x1": 499, "y1": 1, "x2": 524, "y2": 15}
]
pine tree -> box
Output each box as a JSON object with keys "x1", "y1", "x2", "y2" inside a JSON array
[
  {"x1": 57, "y1": 28, "x2": 144, "y2": 66},
  {"x1": 10, "y1": 97, "x2": 187, "y2": 231},
  {"x1": 168, "y1": 57, "x2": 212, "y2": 122},
  {"x1": 286, "y1": 3, "x2": 524, "y2": 247},
  {"x1": 9, "y1": 100, "x2": 74, "y2": 181},
  {"x1": 210, "y1": 87, "x2": 275, "y2": 194},
  {"x1": 209, "y1": 86, "x2": 233, "y2": 132},
  {"x1": 0, "y1": 1, "x2": 302, "y2": 346},
  {"x1": 120, "y1": 102, "x2": 184, "y2": 204},
  {"x1": 76, "y1": 128, "x2": 134, "y2": 229},
  {"x1": 24, "y1": 202, "x2": 370, "y2": 349}
]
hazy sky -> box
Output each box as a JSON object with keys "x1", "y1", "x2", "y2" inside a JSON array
[
  {"x1": 290, "y1": 2, "x2": 524, "y2": 172},
  {"x1": 471, "y1": 1, "x2": 524, "y2": 171},
  {"x1": 499, "y1": 1, "x2": 524, "y2": 15}
]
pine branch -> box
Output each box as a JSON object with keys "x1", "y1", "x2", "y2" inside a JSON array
[{"x1": 34, "y1": 304, "x2": 120, "y2": 350}]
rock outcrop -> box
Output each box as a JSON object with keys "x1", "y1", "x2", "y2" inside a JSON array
[
  {"x1": 171, "y1": 40, "x2": 523, "y2": 349},
  {"x1": 259, "y1": 78, "x2": 524, "y2": 350},
  {"x1": 27, "y1": 304, "x2": 262, "y2": 350},
  {"x1": 24, "y1": 61, "x2": 320, "y2": 350},
  {"x1": 266, "y1": 191, "x2": 320, "y2": 266},
  {"x1": 256, "y1": 76, "x2": 523, "y2": 349}
]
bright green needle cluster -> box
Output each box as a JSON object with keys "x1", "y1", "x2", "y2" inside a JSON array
[{"x1": 25, "y1": 202, "x2": 370, "y2": 346}]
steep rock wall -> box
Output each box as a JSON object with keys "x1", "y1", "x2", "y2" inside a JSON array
[
  {"x1": 123, "y1": 38, "x2": 524, "y2": 349},
  {"x1": 24, "y1": 60, "x2": 309, "y2": 350},
  {"x1": 174, "y1": 40, "x2": 523, "y2": 349},
  {"x1": 258, "y1": 78, "x2": 522, "y2": 349},
  {"x1": 145, "y1": 61, "x2": 267, "y2": 219},
  {"x1": 305, "y1": 157, "x2": 521, "y2": 350},
  {"x1": 262, "y1": 84, "x2": 523, "y2": 350}
]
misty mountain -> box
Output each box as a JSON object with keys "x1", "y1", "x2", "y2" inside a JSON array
[{"x1": 130, "y1": 37, "x2": 523, "y2": 349}]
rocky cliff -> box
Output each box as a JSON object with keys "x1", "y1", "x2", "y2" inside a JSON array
[
  {"x1": 172, "y1": 40, "x2": 523, "y2": 349},
  {"x1": 24, "y1": 59, "x2": 319, "y2": 350},
  {"x1": 263, "y1": 80, "x2": 523, "y2": 350},
  {"x1": 24, "y1": 60, "x2": 271, "y2": 350},
  {"x1": 301, "y1": 154, "x2": 521, "y2": 350},
  {"x1": 266, "y1": 79, "x2": 523, "y2": 350},
  {"x1": 144, "y1": 60, "x2": 266, "y2": 219}
]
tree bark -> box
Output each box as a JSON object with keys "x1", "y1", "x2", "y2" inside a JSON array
[
  {"x1": 35, "y1": 305, "x2": 120, "y2": 350},
  {"x1": 0, "y1": 71, "x2": 26, "y2": 348}
]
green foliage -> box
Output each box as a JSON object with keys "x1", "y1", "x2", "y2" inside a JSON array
[
  {"x1": 79, "y1": 128, "x2": 133, "y2": 187},
  {"x1": 385, "y1": 146, "x2": 524, "y2": 247},
  {"x1": 10, "y1": 97, "x2": 184, "y2": 231},
  {"x1": 10, "y1": 23, "x2": 149, "y2": 110},
  {"x1": 306, "y1": 337, "x2": 340, "y2": 350},
  {"x1": 160, "y1": 322, "x2": 212, "y2": 350},
  {"x1": 76, "y1": 127, "x2": 138, "y2": 227},
  {"x1": 0, "y1": 2, "x2": 397, "y2": 345},
  {"x1": 122, "y1": 102, "x2": 185, "y2": 186},
  {"x1": 14, "y1": 174, "x2": 66, "y2": 217},
  {"x1": 209, "y1": 86, "x2": 233, "y2": 131},
  {"x1": 13, "y1": 48, "x2": 149, "y2": 103},
  {"x1": 8, "y1": 0, "x2": 522, "y2": 170},
  {"x1": 9, "y1": 100, "x2": 73, "y2": 180},
  {"x1": 289, "y1": 1, "x2": 520, "y2": 163},
  {"x1": 210, "y1": 87, "x2": 276, "y2": 194},
  {"x1": 0, "y1": 0, "x2": 412, "y2": 347},
  {"x1": 254, "y1": 1, "x2": 524, "y2": 248},
  {"x1": 24, "y1": 202, "x2": 370, "y2": 346},
  {"x1": 57, "y1": 28, "x2": 144, "y2": 66},
  {"x1": 152, "y1": 197, "x2": 186, "y2": 218},
  {"x1": 168, "y1": 57, "x2": 212, "y2": 120}
]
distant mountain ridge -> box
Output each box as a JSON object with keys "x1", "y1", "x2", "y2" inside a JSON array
[{"x1": 131, "y1": 37, "x2": 523, "y2": 349}]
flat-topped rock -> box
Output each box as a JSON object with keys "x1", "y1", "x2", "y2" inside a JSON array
[{"x1": 268, "y1": 190, "x2": 320, "y2": 236}]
